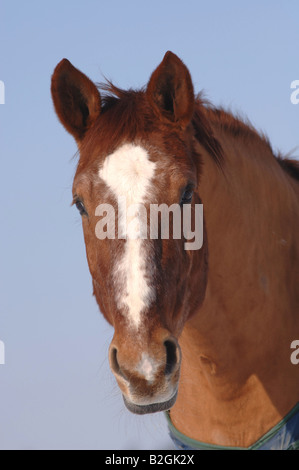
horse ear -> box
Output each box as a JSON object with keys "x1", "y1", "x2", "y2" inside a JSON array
[
  {"x1": 51, "y1": 59, "x2": 101, "y2": 142},
  {"x1": 147, "y1": 51, "x2": 194, "y2": 128}
]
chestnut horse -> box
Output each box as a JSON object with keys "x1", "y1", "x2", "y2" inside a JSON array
[{"x1": 51, "y1": 52, "x2": 299, "y2": 449}]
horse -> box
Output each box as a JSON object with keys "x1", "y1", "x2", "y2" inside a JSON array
[{"x1": 51, "y1": 51, "x2": 299, "y2": 449}]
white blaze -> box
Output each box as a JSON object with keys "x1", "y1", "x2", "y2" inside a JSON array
[
  {"x1": 99, "y1": 143, "x2": 156, "y2": 328},
  {"x1": 137, "y1": 353, "x2": 157, "y2": 383}
]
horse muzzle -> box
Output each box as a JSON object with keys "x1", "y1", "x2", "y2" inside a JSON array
[{"x1": 108, "y1": 331, "x2": 181, "y2": 414}]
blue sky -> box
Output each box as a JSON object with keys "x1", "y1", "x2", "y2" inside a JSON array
[{"x1": 0, "y1": 0, "x2": 298, "y2": 450}]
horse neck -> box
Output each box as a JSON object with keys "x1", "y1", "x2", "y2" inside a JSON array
[
  {"x1": 197, "y1": 126, "x2": 299, "y2": 339},
  {"x1": 170, "y1": 124, "x2": 299, "y2": 446}
]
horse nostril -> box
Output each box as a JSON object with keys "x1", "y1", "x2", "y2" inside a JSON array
[
  {"x1": 110, "y1": 347, "x2": 121, "y2": 375},
  {"x1": 164, "y1": 339, "x2": 178, "y2": 375},
  {"x1": 110, "y1": 347, "x2": 129, "y2": 381}
]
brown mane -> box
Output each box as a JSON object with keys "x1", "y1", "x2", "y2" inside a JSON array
[
  {"x1": 94, "y1": 82, "x2": 299, "y2": 182},
  {"x1": 91, "y1": 81, "x2": 225, "y2": 170},
  {"x1": 201, "y1": 99, "x2": 299, "y2": 181},
  {"x1": 276, "y1": 155, "x2": 299, "y2": 181}
]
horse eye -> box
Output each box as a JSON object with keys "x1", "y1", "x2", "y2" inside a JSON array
[
  {"x1": 75, "y1": 199, "x2": 88, "y2": 216},
  {"x1": 180, "y1": 186, "x2": 194, "y2": 205}
]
